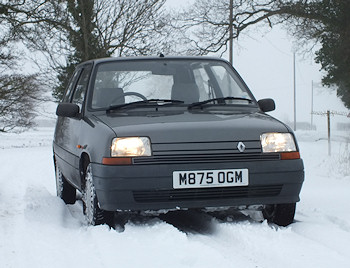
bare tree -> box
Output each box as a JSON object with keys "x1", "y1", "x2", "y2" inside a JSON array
[
  {"x1": 0, "y1": 75, "x2": 42, "y2": 132},
  {"x1": 0, "y1": 1, "x2": 45, "y2": 132},
  {"x1": 93, "y1": 0, "x2": 170, "y2": 57},
  {"x1": 1, "y1": 0, "x2": 172, "y2": 101},
  {"x1": 173, "y1": 0, "x2": 292, "y2": 56}
]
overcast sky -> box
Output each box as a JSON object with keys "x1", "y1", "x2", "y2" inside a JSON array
[{"x1": 166, "y1": 0, "x2": 349, "y2": 130}]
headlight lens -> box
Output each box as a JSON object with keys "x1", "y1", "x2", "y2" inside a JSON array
[
  {"x1": 111, "y1": 137, "x2": 151, "y2": 157},
  {"x1": 261, "y1": 133, "x2": 296, "y2": 153}
]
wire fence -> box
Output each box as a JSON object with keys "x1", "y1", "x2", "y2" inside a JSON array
[
  {"x1": 312, "y1": 110, "x2": 350, "y2": 117},
  {"x1": 311, "y1": 110, "x2": 350, "y2": 155}
]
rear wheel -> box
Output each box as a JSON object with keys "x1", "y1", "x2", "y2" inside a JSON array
[
  {"x1": 82, "y1": 163, "x2": 113, "y2": 225},
  {"x1": 55, "y1": 162, "x2": 76, "y2": 204},
  {"x1": 262, "y1": 203, "x2": 296, "y2": 227}
]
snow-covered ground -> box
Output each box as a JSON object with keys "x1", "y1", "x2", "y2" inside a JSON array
[{"x1": 0, "y1": 127, "x2": 349, "y2": 268}]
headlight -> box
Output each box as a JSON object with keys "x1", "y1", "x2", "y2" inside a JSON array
[
  {"x1": 111, "y1": 137, "x2": 151, "y2": 157},
  {"x1": 260, "y1": 133, "x2": 296, "y2": 153}
]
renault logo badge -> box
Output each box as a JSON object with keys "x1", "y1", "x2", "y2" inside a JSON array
[{"x1": 237, "y1": 142, "x2": 246, "y2": 153}]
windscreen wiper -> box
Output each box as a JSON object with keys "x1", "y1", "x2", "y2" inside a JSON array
[
  {"x1": 147, "y1": 99, "x2": 184, "y2": 104},
  {"x1": 107, "y1": 99, "x2": 184, "y2": 113},
  {"x1": 188, "y1": 97, "x2": 253, "y2": 109}
]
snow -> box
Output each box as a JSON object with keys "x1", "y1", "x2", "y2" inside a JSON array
[{"x1": 1, "y1": 127, "x2": 350, "y2": 267}]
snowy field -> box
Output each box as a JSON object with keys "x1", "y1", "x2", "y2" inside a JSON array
[{"x1": 0, "y1": 127, "x2": 349, "y2": 268}]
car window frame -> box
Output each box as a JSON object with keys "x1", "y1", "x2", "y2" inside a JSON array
[
  {"x1": 86, "y1": 58, "x2": 259, "y2": 112},
  {"x1": 62, "y1": 69, "x2": 83, "y2": 103},
  {"x1": 71, "y1": 64, "x2": 93, "y2": 111}
]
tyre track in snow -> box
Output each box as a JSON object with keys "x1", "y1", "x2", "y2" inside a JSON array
[
  {"x1": 159, "y1": 209, "x2": 350, "y2": 268},
  {"x1": 1, "y1": 128, "x2": 350, "y2": 268}
]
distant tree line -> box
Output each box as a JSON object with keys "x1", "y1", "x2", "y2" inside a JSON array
[{"x1": 0, "y1": 0, "x2": 349, "y2": 131}]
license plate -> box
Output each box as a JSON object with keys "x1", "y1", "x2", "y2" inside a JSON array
[{"x1": 173, "y1": 169, "x2": 249, "y2": 189}]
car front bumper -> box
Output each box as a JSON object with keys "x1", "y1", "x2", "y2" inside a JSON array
[{"x1": 92, "y1": 158, "x2": 304, "y2": 211}]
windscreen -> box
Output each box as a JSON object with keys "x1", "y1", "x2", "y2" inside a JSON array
[{"x1": 89, "y1": 59, "x2": 254, "y2": 109}]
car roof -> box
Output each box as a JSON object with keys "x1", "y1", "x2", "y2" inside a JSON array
[{"x1": 77, "y1": 55, "x2": 229, "y2": 67}]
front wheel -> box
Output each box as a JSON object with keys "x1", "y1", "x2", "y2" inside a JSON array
[
  {"x1": 262, "y1": 203, "x2": 296, "y2": 227},
  {"x1": 55, "y1": 162, "x2": 76, "y2": 204},
  {"x1": 82, "y1": 163, "x2": 112, "y2": 225}
]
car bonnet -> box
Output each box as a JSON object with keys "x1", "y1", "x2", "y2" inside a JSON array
[{"x1": 94, "y1": 111, "x2": 290, "y2": 143}]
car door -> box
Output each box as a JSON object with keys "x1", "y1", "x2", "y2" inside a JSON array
[{"x1": 54, "y1": 64, "x2": 92, "y2": 189}]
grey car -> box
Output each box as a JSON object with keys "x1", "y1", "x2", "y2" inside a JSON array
[{"x1": 53, "y1": 56, "x2": 304, "y2": 227}]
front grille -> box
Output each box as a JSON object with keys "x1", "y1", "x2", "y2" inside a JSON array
[
  {"x1": 133, "y1": 185, "x2": 283, "y2": 203},
  {"x1": 133, "y1": 153, "x2": 279, "y2": 164},
  {"x1": 132, "y1": 140, "x2": 280, "y2": 165},
  {"x1": 152, "y1": 140, "x2": 261, "y2": 156}
]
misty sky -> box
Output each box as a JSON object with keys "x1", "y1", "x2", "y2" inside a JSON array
[{"x1": 166, "y1": 0, "x2": 349, "y2": 131}]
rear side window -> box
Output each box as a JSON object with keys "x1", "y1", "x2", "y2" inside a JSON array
[
  {"x1": 63, "y1": 70, "x2": 82, "y2": 102},
  {"x1": 72, "y1": 65, "x2": 92, "y2": 108}
]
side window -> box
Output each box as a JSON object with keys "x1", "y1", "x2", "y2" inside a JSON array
[
  {"x1": 211, "y1": 66, "x2": 248, "y2": 98},
  {"x1": 63, "y1": 70, "x2": 82, "y2": 102},
  {"x1": 72, "y1": 65, "x2": 92, "y2": 108},
  {"x1": 193, "y1": 67, "x2": 215, "y2": 101}
]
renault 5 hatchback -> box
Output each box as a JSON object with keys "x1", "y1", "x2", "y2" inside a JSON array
[{"x1": 53, "y1": 56, "x2": 304, "y2": 227}]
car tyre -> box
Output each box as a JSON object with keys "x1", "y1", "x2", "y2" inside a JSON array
[
  {"x1": 55, "y1": 162, "x2": 76, "y2": 204},
  {"x1": 82, "y1": 163, "x2": 113, "y2": 226},
  {"x1": 262, "y1": 203, "x2": 296, "y2": 227}
]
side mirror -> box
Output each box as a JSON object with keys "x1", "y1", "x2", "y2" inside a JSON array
[
  {"x1": 258, "y1": 98, "x2": 275, "y2": 112},
  {"x1": 56, "y1": 103, "x2": 80, "y2": 118}
]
